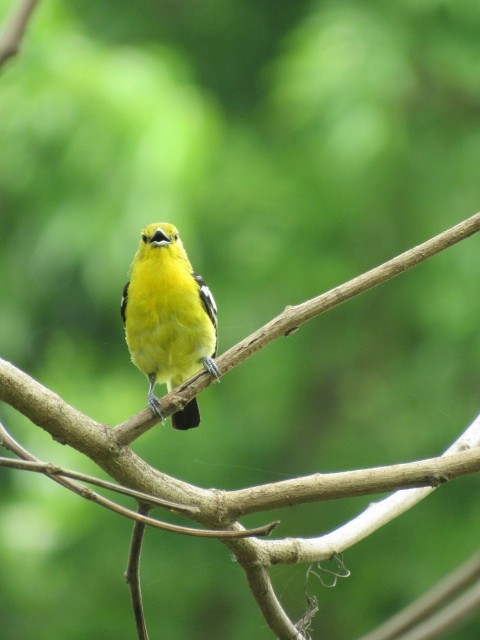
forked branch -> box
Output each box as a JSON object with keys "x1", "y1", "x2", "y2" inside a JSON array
[
  {"x1": 0, "y1": 213, "x2": 479, "y2": 639},
  {"x1": 0, "y1": 422, "x2": 278, "y2": 539}
]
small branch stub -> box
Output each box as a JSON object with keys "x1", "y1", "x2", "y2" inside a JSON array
[{"x1": 429, "y1": 473, "x2": 449, "y2": 487}]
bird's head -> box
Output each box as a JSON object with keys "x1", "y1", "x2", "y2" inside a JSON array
[{"x1": 137, "y1": 222, "x2": 186, "y2": 260}]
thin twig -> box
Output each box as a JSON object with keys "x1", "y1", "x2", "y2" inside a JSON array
[
  {"x1": 125, "y1": 503, "x2": 151, "y2": 640},
  {"x1": 0, "y1": 456, "x2": 197, "y2": 515},
  {"x1": 0, "y1": 0, "x2": 41, "y2": 67},
  {"x1": 0, "y1": 422, "x2": 279, "y2": 539},
  {"x1": 114, "y1": 212, "x2": 480, "y2": 445},
  {"x1": 357, "y1": 551, "x2": 480, "y2": 640}
]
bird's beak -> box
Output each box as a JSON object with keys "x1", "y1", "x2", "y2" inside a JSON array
[{"x1": 149, "y1": 228, "x2": 171, "y2": 247}]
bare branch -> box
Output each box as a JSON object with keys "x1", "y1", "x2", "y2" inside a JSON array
[
  {"x1": 222, "y1": 442, "x2": 480, "y2": 518},
  {"x1": 229, "y1": 532, "x2": 308, "y2": 640},
  {"x1": 114, "y1": 212, "x2": 480, "y2": 445},
  {"x1": 0, "y1": 422, "x2": 279, "y2": 539},
  {"x1": 0, "y1": 357, "x2": 219, "y2": 519},
  {"x1": 125, "y1": 503, "x2": 151, "y2": 640},
  {"x1": 0, "y1": 361, "x2": 283, "y2": 539},
  {"x1": 357, "y1": 551, "x2": 480, "y2": 640},
  {"x1": 0, "y1": 456, "x2": 198, "y2": 515},
  {"x1": 0, "y1": 0, "x2": 41, "y2": 68},
  {"x1": 1, "y1": 359, "x2": 478, "y2": 539},
  {"x1": 1, "y1": 213, "x2": 479, "y2": 638},
  {"x1": 262, "y1": 414, "x2": 480, "y2": 565},
  {"x1": 1, "y1": 356, "x2": 479, "y2": 539},
  {"x1": 242, "y1": 561, "x2": 307, "y2": 640},
  {"x1": 250, "y1": 416, "x2": 479, "y2": 637}
]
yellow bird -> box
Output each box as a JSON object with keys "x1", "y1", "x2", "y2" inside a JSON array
[{"x1": 121, "y1": 223, "x2": 219, "y2": 429}]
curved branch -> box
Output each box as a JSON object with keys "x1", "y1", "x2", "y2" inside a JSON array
[
  {"x1": 0, "y1": 457, "x2": 198, "y2": 515},
  {"x1": 2, "y1": 358, "x2": 478, "y2": 532},
  {"x1": 261, "y1": 414, "x2": 480, "y2": 565},
  {"x1": 0, "y1": 455, "x2": 279, "y2": 538},
  {"x1": 223, "y1": 529, "x2": 308, "y2": 639},
  {"x1": 114, "y1": 212, "x2": 480, "y2": 445},
  {"x1": 0, "y1": 422, "x2": 278, "y2": 539},
  {"x1": 1, "y1": 213, "x2": 479, "y2": 638},
  {"x1": 0, "y1": 358, "x2": 209, "y2": 509}
]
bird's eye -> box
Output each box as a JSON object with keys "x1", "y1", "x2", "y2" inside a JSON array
[
  {"x1": 173, "y1": 233, "x2": 179, "y2": 241},
  {"x1": 142, "y1": 234, "x2": 148, "y2": 243}
]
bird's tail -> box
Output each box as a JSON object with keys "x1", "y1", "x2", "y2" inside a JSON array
[{"x1": 172, "y1": 398, "x2": 201, "y2": 430}]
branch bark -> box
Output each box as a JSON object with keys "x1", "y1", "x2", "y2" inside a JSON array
[{"x1": 1, "y1": 357, "x2": 478, "y2": 532}]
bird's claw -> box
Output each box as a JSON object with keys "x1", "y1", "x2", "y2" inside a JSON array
[
  {"x1": 202, "y1": 356, "x2": 220, "y2": 382},
  {"x1": 148, "y1": 394, "x2": 163, "y2": 419}
]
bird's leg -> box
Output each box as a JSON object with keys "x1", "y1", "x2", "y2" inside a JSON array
[
  {"x1": 147, "y1": 373, "x2": 163, "y2": 419},
  {"x1": 202, "y1": 357, "x2": 220, "y2": 382}
]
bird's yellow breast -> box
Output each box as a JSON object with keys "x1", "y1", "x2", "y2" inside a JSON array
[{"x1": 125, "y1": 248, "x2": 216, "y2": 388}]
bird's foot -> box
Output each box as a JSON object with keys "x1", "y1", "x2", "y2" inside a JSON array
[
  {"x1": 202, "y1": 356, "x2": 220, "y2": 382},
  {"x1": 148, "y1": 394, "x2": 163, "y2": 419}
]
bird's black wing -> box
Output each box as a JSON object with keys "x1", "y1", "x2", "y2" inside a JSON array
[
  {"x1": 121, "y1": 282, "x2": 129, "y2": 326},
  {"x1": 192, "y1": 272, "x2": 217, "y2": 356}
]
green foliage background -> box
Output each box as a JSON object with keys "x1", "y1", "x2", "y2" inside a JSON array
[{"x1": 0, "y1": 1, "x2": 479, "y2": 638}]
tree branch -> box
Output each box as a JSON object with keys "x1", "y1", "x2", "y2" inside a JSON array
[
  {"x1": 114, "y1": 212, "x2": 480, "y2": 445},
  {"x1": 1, "y1": 213, "x2": 479, "y2": 638},
  {"x1": 357, "y1": 551, "x2": 480, "y2": 640},
  {"x1": 252, "y1": 415, "x2": 479, "y2": 637},
  {"x1": 0, "y1": 0, "x2": 41, "y2": 68},
  {"x1": 0, "y1": 422, "x2": 278, "y2": 539},
  {"x1": 1, "y1": 356, "x2": 478, "y2": 539},
  {"x1": 0, "y1": 358, "x2": 212, "y2": 510},
  {"x1": 0, "y1": 457, "x2": 198, "y2": 515},
  {"x1": 207, "y1": 414, "x2": 479, "y2": 639},
  {"x1": 125, "y1": 503, "x2": 151, "y2": 640},
  {"x1": 222, "y1": 443, "x2": 480, "y2": 519},
  {"x1": 261, "y1": 414, "x2": 480, "y2": 566},
  {"x1": 241, "y1": 560, "x2": 306, "y2": 640}
]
